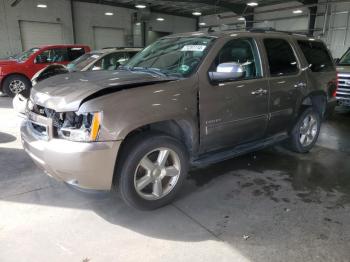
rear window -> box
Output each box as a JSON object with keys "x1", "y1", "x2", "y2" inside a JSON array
[
  {"x1": 264, "y1": 38, "x2": 299, "y2": 77},
  {"x1": 298, "y1": 40, "x2": 334, "y2": 72}
]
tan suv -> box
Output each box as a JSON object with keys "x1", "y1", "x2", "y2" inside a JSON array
[{"x1": 21, "y1": 30, "x2": 337, "y2": 210}]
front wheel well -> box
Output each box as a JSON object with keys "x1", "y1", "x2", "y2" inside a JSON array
[{"x1": 120, "y1": 120, "x2": 196, "y2": 156}]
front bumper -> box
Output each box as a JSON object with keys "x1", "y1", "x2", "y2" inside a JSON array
[{"x1": 21, "y1": 119, "x2": 121, "y2": 190}]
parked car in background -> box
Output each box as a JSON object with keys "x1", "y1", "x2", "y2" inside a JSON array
[
  {"x1": 66, "y1": 47, "x2": 142, "y2": 72},
  {"x1": 0, "y1": 44, "x2": 90, "y2": 97},
  {"x1": 13, "y1": 47, "x2": 141, "y2": 115},
  {"x1": 336, "y1": 48, "x2": 350, "y2": 107},
  {"x1": 22, "y1": 31, "x2": 336, "y2": 210}
]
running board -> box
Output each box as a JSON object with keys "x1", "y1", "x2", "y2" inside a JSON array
[{"x1": 191, "y1": 133, "x2": 288, "y2": 167}]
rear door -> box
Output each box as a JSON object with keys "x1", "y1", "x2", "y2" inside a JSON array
[
  {"x1": 199, "y1": 37, "x2": 269, "y2": 153},
  {"x1": 262, "y1": 37, "x2": 307, "y2": 135}
]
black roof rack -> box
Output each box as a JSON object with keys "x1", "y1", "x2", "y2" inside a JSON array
[{"x1": 248, "y1": 27, "x2": 312, "y2": 37}]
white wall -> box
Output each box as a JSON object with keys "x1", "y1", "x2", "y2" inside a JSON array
[
  {"x1": 147, "y1": 13, "x2": 196, "y2": 34},
  {"x1": 0, "y1": 0, "x2": 197, "y2": 57},
  {"x1": 315, "y1": 0, "x2": 350, "y2": 58},
  {"x1": 0, "y1": 0, "x2": 74, "y2": 58},
  {"x1": 73, "y1": 1, "x2": 134, "y2": 48}
]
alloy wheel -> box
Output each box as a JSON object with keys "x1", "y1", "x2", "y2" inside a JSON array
[
  {"x1": 9, "y1": 80, "x2": 26, "y2": 94},
  {"x1": 134, "y1": 148, "x2": 181, "y2": 200},
  {"x1": 299, "y1": 113, "x2": 318, "y2": 147}
]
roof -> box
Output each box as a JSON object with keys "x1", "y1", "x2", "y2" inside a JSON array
[
  {"x1": 90, "y1": 47, "x2": 143, "y2": 54},
  {"x1": 38, "y1": 44, "x2": 90, "y2": 49}
]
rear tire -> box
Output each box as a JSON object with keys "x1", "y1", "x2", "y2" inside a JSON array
[
  {"x1": 116, "y1": 132, "x2": 189, "y2": 210},
  {"x1": 287, "y1": 107, "x2": 321, "y2": 153},
  {"x1": 2, "y1": 75, "x2": 31, "y2": 98}
]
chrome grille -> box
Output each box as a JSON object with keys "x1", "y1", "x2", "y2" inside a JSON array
[{"x1": 337, "y1": 73, "x2": 350, "y2": 101}]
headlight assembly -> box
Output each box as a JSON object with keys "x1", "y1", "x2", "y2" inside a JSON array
[{"x1": 58, "y1": 112, "x2": 102, "y2": 142}]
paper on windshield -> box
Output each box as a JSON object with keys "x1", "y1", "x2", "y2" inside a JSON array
[{"x1": 181, "y1": 45, "x2": 207, "y2": 52}]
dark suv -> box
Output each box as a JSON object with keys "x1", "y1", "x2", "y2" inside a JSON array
[{"x1": 21, "y1": 30, "x2": 337, "y2": 210}]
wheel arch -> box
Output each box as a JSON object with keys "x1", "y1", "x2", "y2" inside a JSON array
[
  {"x1": 119, "y1": 119, "x2": 199, "y2": 156},
  {"x1": 299, "y1": 90, "x2": 327, "y2": 117},
  {"x1": 1, "y1": 73, "x2": 31, "y2": 91}
]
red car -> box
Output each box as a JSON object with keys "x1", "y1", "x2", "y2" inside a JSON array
[{"x1": 0, "y1": 44, "x2": 90, "y2": 97}]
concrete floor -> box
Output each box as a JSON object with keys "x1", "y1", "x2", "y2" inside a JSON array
[{"x1": 0, "y1": 96, "x2": 349, "y2": 262}]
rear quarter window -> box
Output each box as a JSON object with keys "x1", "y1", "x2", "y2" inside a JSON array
[{"x1": 297, "y1": 40, "x2": 334, "y2": 72}]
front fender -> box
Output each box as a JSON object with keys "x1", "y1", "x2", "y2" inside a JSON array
[{"x1": 78, "y1": 78, "x2": 199, "y2": 142}]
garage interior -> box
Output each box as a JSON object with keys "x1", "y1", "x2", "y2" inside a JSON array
[{"x1": 0, "y1": 0, "x2": 350, "y2": 261}]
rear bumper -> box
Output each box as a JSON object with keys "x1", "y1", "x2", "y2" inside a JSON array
[{"x1": 21, "y1": 120, "x2": 121, "y2": 190}]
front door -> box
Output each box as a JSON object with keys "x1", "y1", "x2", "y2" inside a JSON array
[{"x1": 199, "y1": 37, "x2": 269, "y2": 153}]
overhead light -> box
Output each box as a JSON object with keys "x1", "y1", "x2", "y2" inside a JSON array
[
  {"x1": 105, "y1": 12, "x2": 114, "y2": 16},
  {"x1": 156, "y1": 17, "x2": 164, "y2": 21},
  {"x1": 238, "y1": 17, "x2": 246, "y2": 21},
  {"x1": 135, "y1": 4, "x2": 147, "y2": 9},
  {"x1": 192, "y1": 11, "x2": 202, "y2": 16},
  {"x1": 199, "y1": 22, "x2": 206, "y2": 26},
  {"x1": 37, "y1": 4, "x2": 47, "y2": 8},
  {"x1": 247, "y1": 2, "x2": 258, "y2": 7},
  {"x1": 135, "y1": 22, "x2": 141, "y2": 26},
  {"x1": 293, "y1": 9, "x2": 303, "y2": 14}
]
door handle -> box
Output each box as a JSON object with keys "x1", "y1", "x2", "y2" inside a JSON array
[
  {"x1": 294, "y1": 82, "x2": 307, "y2": 88},
  {"x1": 251, "y1": 88, "x2": 268, "y2": 95}
]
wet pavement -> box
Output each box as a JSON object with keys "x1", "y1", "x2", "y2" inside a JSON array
[{"x1": 0, "y1": 96, "x2": 350, "y2": 262}]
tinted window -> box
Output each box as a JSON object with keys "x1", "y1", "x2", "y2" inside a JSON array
[
  {"x1": 298, "y1": 40, "x2": 334, "y2": 72},
  {"x1": 264, "y1": 38, "x2": 298, "y2": 76},
  {"x1": 212, "y1": 38, "x2": 262, "y2": 79},
  {"x1": 36, "y1": 48, "x2": 68, "y2": 63},
  {"x1": 68, "y1": 47, "x2": 85, "y2": 61}
]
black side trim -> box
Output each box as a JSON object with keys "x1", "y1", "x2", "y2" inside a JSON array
[{"x1": 191, "y1": 132, "x2": 288, "y2": 167}]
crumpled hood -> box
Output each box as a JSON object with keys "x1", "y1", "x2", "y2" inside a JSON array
[{"x1": 31, "y1": 70, "x2": 177, "y2": 112}]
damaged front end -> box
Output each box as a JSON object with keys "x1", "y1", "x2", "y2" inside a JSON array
[{"x1": 28, "y1": 100, "x2": 102, "y2": 142}]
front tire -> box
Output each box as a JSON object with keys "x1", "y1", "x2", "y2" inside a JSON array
[
  {"x1": 116, "y1": 132, "x2": 189, "y2": 210},
  {"x1": 288, "y1": 107, "x2": 321, "y2": 153},
  {"x1": 2, "y1": 75, "x2": 31, "y2": 98}
]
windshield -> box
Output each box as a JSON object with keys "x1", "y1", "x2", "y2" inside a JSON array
[
  {"x1": 124, "y1": 36, "x2": 215, "y2": 77},
  {"x1": 16, "y1": 48, "x2": 40, "y2": 62},
  {"x1": 67, "y1": 53, "x2": 102, "y2": 71},
  {"x1": 339, "y1": 49, "x2": 350, "y2": 66}
]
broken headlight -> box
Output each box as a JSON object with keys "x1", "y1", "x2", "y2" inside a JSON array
[{"x1": 58, "y1": 112, "x2": 102, "y2": 142}]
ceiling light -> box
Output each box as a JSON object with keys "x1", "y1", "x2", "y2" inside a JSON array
[
  {"x1": 157, "y1": 17, "x2": 165, "y2": 21},
  {"x1": 238, "y1": 17, "x2": 246, "y2": 21},
  {"x1": 135, "y1": 22, "x2": 141, "y2": 26},
  {"x1": 37, "y1": 4, "x2": 47, "y2": 8},
  {"x1": 247, "y1": 2, "x2": 258, "y2": 7},
  {"x1": 135, "y1": 4, "x2": 146, "y2": 9},
  {"x1": 105, "y1": 12, "x2": 114, "y2": 16},
  {"x1": 199, "y1": 22, "x2": 206, "y2": 26},
  {"x1": 192, "y1": 11, "x2": 202, "y2": 16},
  {"x1": 293, "y1": 9, "x2": 303, "y2": 14}
]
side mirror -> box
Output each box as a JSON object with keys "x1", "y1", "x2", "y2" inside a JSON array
[
  {"x1": 209, "y1": 62, "x2": 245, "y2": 82},
  {"x1": 334, "y1": 58, "x2": 340, "y2": 65}
]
